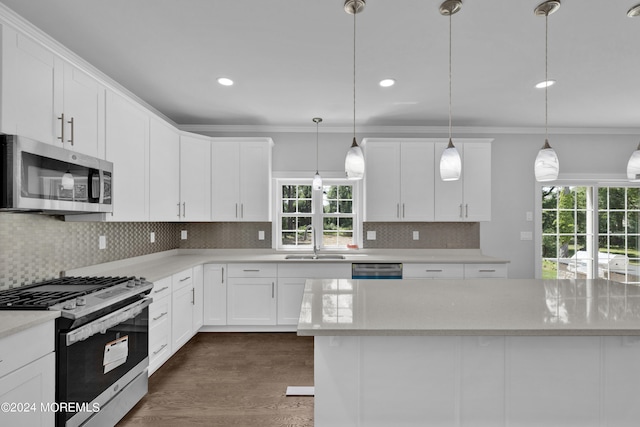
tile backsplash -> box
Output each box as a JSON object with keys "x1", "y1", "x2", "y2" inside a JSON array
[{"x1": 363, "y1": 222, "x2": 480, "y2": 249}]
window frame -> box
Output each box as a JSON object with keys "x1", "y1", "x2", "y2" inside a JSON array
[{"x1": 273, "y1": 176, "x2": 361, "y2": 251}]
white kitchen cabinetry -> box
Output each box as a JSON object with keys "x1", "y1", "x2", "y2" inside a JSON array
[
  {"x1": 403, "y1": 263, "x2": 464, "y2": 279},
  {"x1": 277, "y1": 263, "x2": 351, "y2": 325},
  {"x1": 211, "y1": 138, "x2": 273, "y2": 222},
  {"x1": 148, "y1": 276, "x2": 173, "y2": 376},
  {"x1": 464, "y1": 263, "x2": 508, "y2": 278},
  {"x1": 0, "y1": 25, "x2": 105, "y2": 157},
  {"x1": 171, "y1": 267, "x2": 202, "y2": 349},
  {"x1": 0, "y1": 320, "x2": 55, "y2": 427},
  {"x1": 434, "y1": 141, "x2": 492, "y2": 222},
  {"x1": 227, "y1": 264, "x2": 277, "y2": 325},
  {"x1": 149, "y1": 119, "x2": 180, "y2": 221},
  {"x1": 362, "y1": 139, "x2": 435, "y2": 221},
  {"x1": 203, "y1": 264, "x2": 227, "y2": 326},
  {"x1": 104, "y1": 90, "x2": 150, "y2": 221},
  {"x1": 180, "y1": 134, "x2": 211, "y2": 221}
]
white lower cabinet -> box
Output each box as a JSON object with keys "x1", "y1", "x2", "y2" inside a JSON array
[
  {"x1": 203, "y1": 264, "x2": 227, "y2": 326},
  {"x1": 171, "y1": 266, "x2": 202, "y2": 349},
  {"x1": 148, "y1": 276, "x2": 172, "y2": 376},
  {"x1": 403, "y1": 263, "x2": 465, "y2": 279},
  {"x1": 227, "y1": 264, "x2": 277, "y2": 326},
  {"x1": 0, "y1": 320, "x2": 55, "y2": 427}
]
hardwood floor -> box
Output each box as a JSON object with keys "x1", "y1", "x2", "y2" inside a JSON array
[{"x1": 118, "y1": 333, "x2": 314, "y2": 427}]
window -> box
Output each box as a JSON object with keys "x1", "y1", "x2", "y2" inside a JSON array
[
  {"x1": 277, "y1": 179, "x2": 358, "y2": 250},
  {"x1": 540, "y1": 184, "x2": 640, "y2": 284}
]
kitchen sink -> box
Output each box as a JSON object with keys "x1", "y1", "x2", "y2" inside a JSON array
[{"x1": 284, "y1": 254, "x2": 346, "y2": 260}]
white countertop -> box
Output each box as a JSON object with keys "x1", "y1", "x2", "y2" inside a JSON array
[
  {"x1": 0, "y1": 311, "x2": 60, "y2": 339},
  {"x1": 297, "y1": 278, "x2": 640, "y2": 336},
  {"x1": 65, "y1": 248, "x2": 508, "y2": 283}
]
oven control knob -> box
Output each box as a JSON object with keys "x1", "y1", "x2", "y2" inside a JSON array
[
  {"x1": 76, "y1": 297, "x2": 86, "y2": 306},
  {"x1": 64, "y1": 300, "x2": 77, "y2": 310},
  {"x1": 127, "y1": 280, "x2": 136, "y2": 288}
]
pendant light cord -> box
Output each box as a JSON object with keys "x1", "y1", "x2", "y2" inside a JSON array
[
  {"x1": 353, "y1": 6, "x2": 357, "y2": 141},
  {"x1": 316, "y1": 120, "x2": 320, "y2": 172},
  {"x1": 448, "y1": 13, "x2": 452, "y2": 141},
  {"x1": 545, "y1": 12, "x2": 549, "y2": 142}
]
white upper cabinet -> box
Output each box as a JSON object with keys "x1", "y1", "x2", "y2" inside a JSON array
[
  {"x1": 363, "y1": 139, "x2": 435, "y2": 222},
  {"x1": 149, "y1": 118, "x2": 181, "y2": 221},
  {"x1": 104, "y1": 90, "x2": 150, "y2": 221},
  {"x1": 180, "y1": 134, "x2": 211, "y2": 221},
  {"x1": 0, "y1": 25, "x2": 105, "y2": 158},
  {"x1": 211, "y1": 138, "x2": 273, "y2": 222},
  {"x1": 434, "y1": 140, "x2": 492, "y2": 222}
]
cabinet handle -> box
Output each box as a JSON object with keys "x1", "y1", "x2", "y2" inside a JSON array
[
  {"x1": 459, "y1": 204, "x2": 463, "y2": 218},
  {"x1": 57, "y1": 113, "x2": 65, "y2": 143},
  {"x1": 426, "y1": 269, "x2": 443, "y2": 272},
  {"x1": 479, "y1": 269, "x2": 496, "y2": 273},
  {"x1": 68, "y1": 116, "x2": 74, "y2": 145},
  {"x1": 153, "y1": 343, "x2": 168, "y2": 355},
  {"x1": 182, "y1": 202, "x2": 186, "y2": 218},
  {"x1": 179, "y1": 276, "x2": 191, "y2": 282},
  {"x1": 235, "y1": 203, "x2": 238, "y2": 218},
  {"x1": 221, "y1": 267, "x2": 225, "y2": 284},
  {"x1": 272, "y1": 282, "x2": 275, "y2": 298},
  {"x1": 465, "y1": 204, "x2": 469, "y2": 218},
  {"x1": 153, "y1": 311, "x2": 168, "y2": 321},
  {"x1": 243, "y1": 269, "x2": 260, "y2": 272},
  {"x1": 177, "y1": 203, "x2": 181, "y2": 218},
  {"x1": 397, "y1": 203, "x2": 400, "y2": 218},
  {"x1": 191, "y1": 288, "x2": 195, "y2": 305},
  {"x1": 153, "y1": 286, "x2": 169, "y2": 294},
  {"x1": 402, "y1": 203, "x2": 405, "y2": 218},
  {"x1": 241, "y1": 203, "x2": 244, "y2": 218}
]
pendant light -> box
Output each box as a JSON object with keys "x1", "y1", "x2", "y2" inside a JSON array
[
  {"x1": 627, "y1": 142, "x2": 640, "y2": 182},
  {"x1": 312, "y1": 117, "x2": 323, "y2": 190},
  {"x1": 533, "y1": 0, "x2": 561, "y2": 182},
  {"x1": 439, "y1": 0, "x2": 462, "y2": 182},
  {"x1": 344, "y1": 0, "x2": 365, "y2": 180}
]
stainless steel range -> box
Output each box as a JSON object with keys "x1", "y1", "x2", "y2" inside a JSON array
[{"x1": 0, "y1": 276, "x2": 152, "y2": 426}]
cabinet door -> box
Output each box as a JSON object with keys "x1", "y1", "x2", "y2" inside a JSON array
[
  {"x1": 105, "y1": 91, "x2": 149, "y2": 221},
  {"x1": 401, "y1": 142, "x2": 435, "y2": 221},
  {"x1": 0, "y1": 352, "x2": 55, "y2": 427},
  {"x1": 434, "y1": 141, "x2": 465, "y2": 221},
  {"x1": 211, "y1": 142, "x2": 241, "y2": 220},
  {"x1": 62, "y1": 62, "x2": 105, "y2": 158},
  {"x1": 149, "y1": 119, "x2": 180, "y2": 221},
  {"x1": 462, "y1": 142, "x2": 491, "y2": 222},
  {"x1": 363, "y1": 142, "x2": 401, "y2": 221},
  {"x1": 149, "y1": 294, "x2": 172, "y2": 375},
  {"x1": 172, "y1": 281, "x2": 194, "y2": 349},
  {"x1": 239, "y1": 141, "x2": 272, "y2": 221},
  {"x1": 227, "y1": 277, "x2": 277, "y2": 325},
  {"x1": 203, "y1": 264, "x2": 227, "y2": 326},
  {"x1": 1, "y1": 26, "x2": 60, "y2": 145},
  {"x1": 192, "y1": 265, "x2": 204, "y2": 331},
  {"x1": 277, "y1": 277, "x2": 306, "y2": 325},
  {"x1": 180, "y1": 135, "x2": 211, "y2": 221}
]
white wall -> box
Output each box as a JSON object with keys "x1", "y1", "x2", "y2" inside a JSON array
[{"x1": 203, "y1": 129, "x2": 640, "y2": 278}]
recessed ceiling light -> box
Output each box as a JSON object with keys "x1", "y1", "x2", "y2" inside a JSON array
[
  {"x1": 535, "y1": 79, "x2": 556, "y2": 89},
  {"x1": 379, "y1": 78, "x2": 396, "y2": 87},
  {"x1": 217, "y1": 77, "x2": 234, "y2": 86}
]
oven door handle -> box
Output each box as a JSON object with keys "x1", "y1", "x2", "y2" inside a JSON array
[{"x1": 65, "y1": 298, "x2": 152, "y2": 347}]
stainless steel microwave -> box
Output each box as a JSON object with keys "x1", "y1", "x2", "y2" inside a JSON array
[{"x1": 1, "y1": 135, "x2": 113, "y2": 213}]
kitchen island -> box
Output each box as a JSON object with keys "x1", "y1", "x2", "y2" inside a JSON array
[{"x1": 298, "y1": 278, "x2": 640, "y2": 426}]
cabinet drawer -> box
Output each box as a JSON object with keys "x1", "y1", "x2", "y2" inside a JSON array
[
  {"x1": 227, "y1": 263, "x2": 277, "y2": 278},
  {"x1": 277, "y1": 263, "x2": 351, "y2": 278},
  {"x1": 172, "y1": 268, "x2": 193, "y2": 291},
  {"x1": 0, "y1": 320, "x2": 54, "y2": 378},
  {"x1": 149, "y1": 297, "x2": 171, "y2": 330},
  {"x1": 464, "y1": 263, "x2": 508, "y2": 278},
  {"x1": 149, "y1": 329, "x2": 171, "y2": 370},
  {"x1": 151, "y1": 276, "x2": 172, "y2": 300},
  {"x1": 403, "y1": 263, "x2": 464, "y2": 279}
]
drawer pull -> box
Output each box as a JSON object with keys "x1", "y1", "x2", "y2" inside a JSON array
[
  {"x1": 153, "y1": 311, "x2": 168, "y2": 321},
  {"x1": 426, "y1": 269, "x2": 443, "y2": 272},
  {"x1": 179, "y1": 276, "x2": 191, "y2": 282},
  {"x1": 154, "y1": 286, "x2": 169, "y2": 294},
  {"x1": 153, "y1": 344, "x2": 168, "y2": 355},
  {"x1": 243, "y1": 269, "x2": 260, "y2": 272},
  {"x1": 479, "y1": 269, "x2": 496, "y2": 273}
]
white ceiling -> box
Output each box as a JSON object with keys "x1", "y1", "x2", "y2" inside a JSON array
[{"x1": 2, "y1": 0, "x2": 640, "y2": 131}]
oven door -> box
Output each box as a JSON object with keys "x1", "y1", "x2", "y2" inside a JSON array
[{"x1": 57, "y1": 298, "x2": 150, "y2": 426}]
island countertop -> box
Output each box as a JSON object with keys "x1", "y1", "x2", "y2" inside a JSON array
[{"x1": 297, "y1": 278, "x2": 640, "y2": 336}]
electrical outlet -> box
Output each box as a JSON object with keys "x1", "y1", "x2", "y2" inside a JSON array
[
  {"x1": 520, "y1": 231, "x2": 533, "y2": 241},
  {"x1": 526, "y1": 211, "x2": 533, "y2": 221},
  {"x1": 150, "y1": 232, "x2": 155, "y2": 243},
  {"x1": 181, "y1": 230, "x2": 188, "y2": 240},
  {"x1": 258, "y1": 230, "x2": 265, "y2": 240},
  {"x1": 366, "y1": 230, "x2": 376, "y2": 240},
  {"x1": 413, "y1": 231, "x2": 420, "y2": 240},
  {"x1": 98, "y1": 235, "x2": 106, "y2": 250}
]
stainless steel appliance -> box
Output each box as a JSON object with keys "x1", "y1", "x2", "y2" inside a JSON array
[
  {"x1": 0, "y1": 135, "x2": 113, "y2": 213},
  {"x1": 352, "y1": 263, "x2": 403, "y2": 279},
  {"x1": 0, "y1": 276, "x2": 152, "y2": 426}
]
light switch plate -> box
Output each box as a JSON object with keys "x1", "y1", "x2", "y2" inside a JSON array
[
  {"x1": 413, "y1": 231, "x2": 419, "y2": 240},
  {"x1": 366, "y1": 230, "x2": 376, "y2": 240},
  {"x1": 520, "y1": 231, "x2": 533, "y2": 241},
  {"x1": 150, "y1": 232, "x2": 155, "y2": 243},
  {"x1": 526, "y1": 211, "x2": 533, "y2": 221},
  {"x1": 98, "y1": 235, "x2": 106, "y2": 250},
  {"x1": 258, "y1": 230, "x2": 265, "y2": 240},
  {"x1": 181, "y1": 230, "x2": 188, "y2": 240}
]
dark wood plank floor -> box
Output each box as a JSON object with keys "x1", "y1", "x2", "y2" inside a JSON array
[{"x1": 118, "y1": 333, "x2": 314, "y2": 427}]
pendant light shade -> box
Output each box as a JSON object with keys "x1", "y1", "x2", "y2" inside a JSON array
[
  {"x1": 312, "y1": 117, "x2": 323, "y2": 190},
  {"x1": 344, "y1": 0, "x2": 365, "y2": 180},
  {"x1": 440, "y1": 138, "x2": 462, "y2": 181},
  {"x1": 439, "y1": 0, "x2": 462, "y2": 182},
  {"x1": 627, "y1": 142, "x2": 640, "y2": 182},
  {"x1": 534, "y1": 1, "x2": 561, "y2": 182}
]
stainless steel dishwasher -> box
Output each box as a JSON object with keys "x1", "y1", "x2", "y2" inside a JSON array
[{"x1": 351, "y1": 263, "x2": 403, "y2": 279}]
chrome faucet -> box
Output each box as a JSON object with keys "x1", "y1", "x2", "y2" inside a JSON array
[{"x1": 313, "y1": 227, "x2": 319, "y2": 259}]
